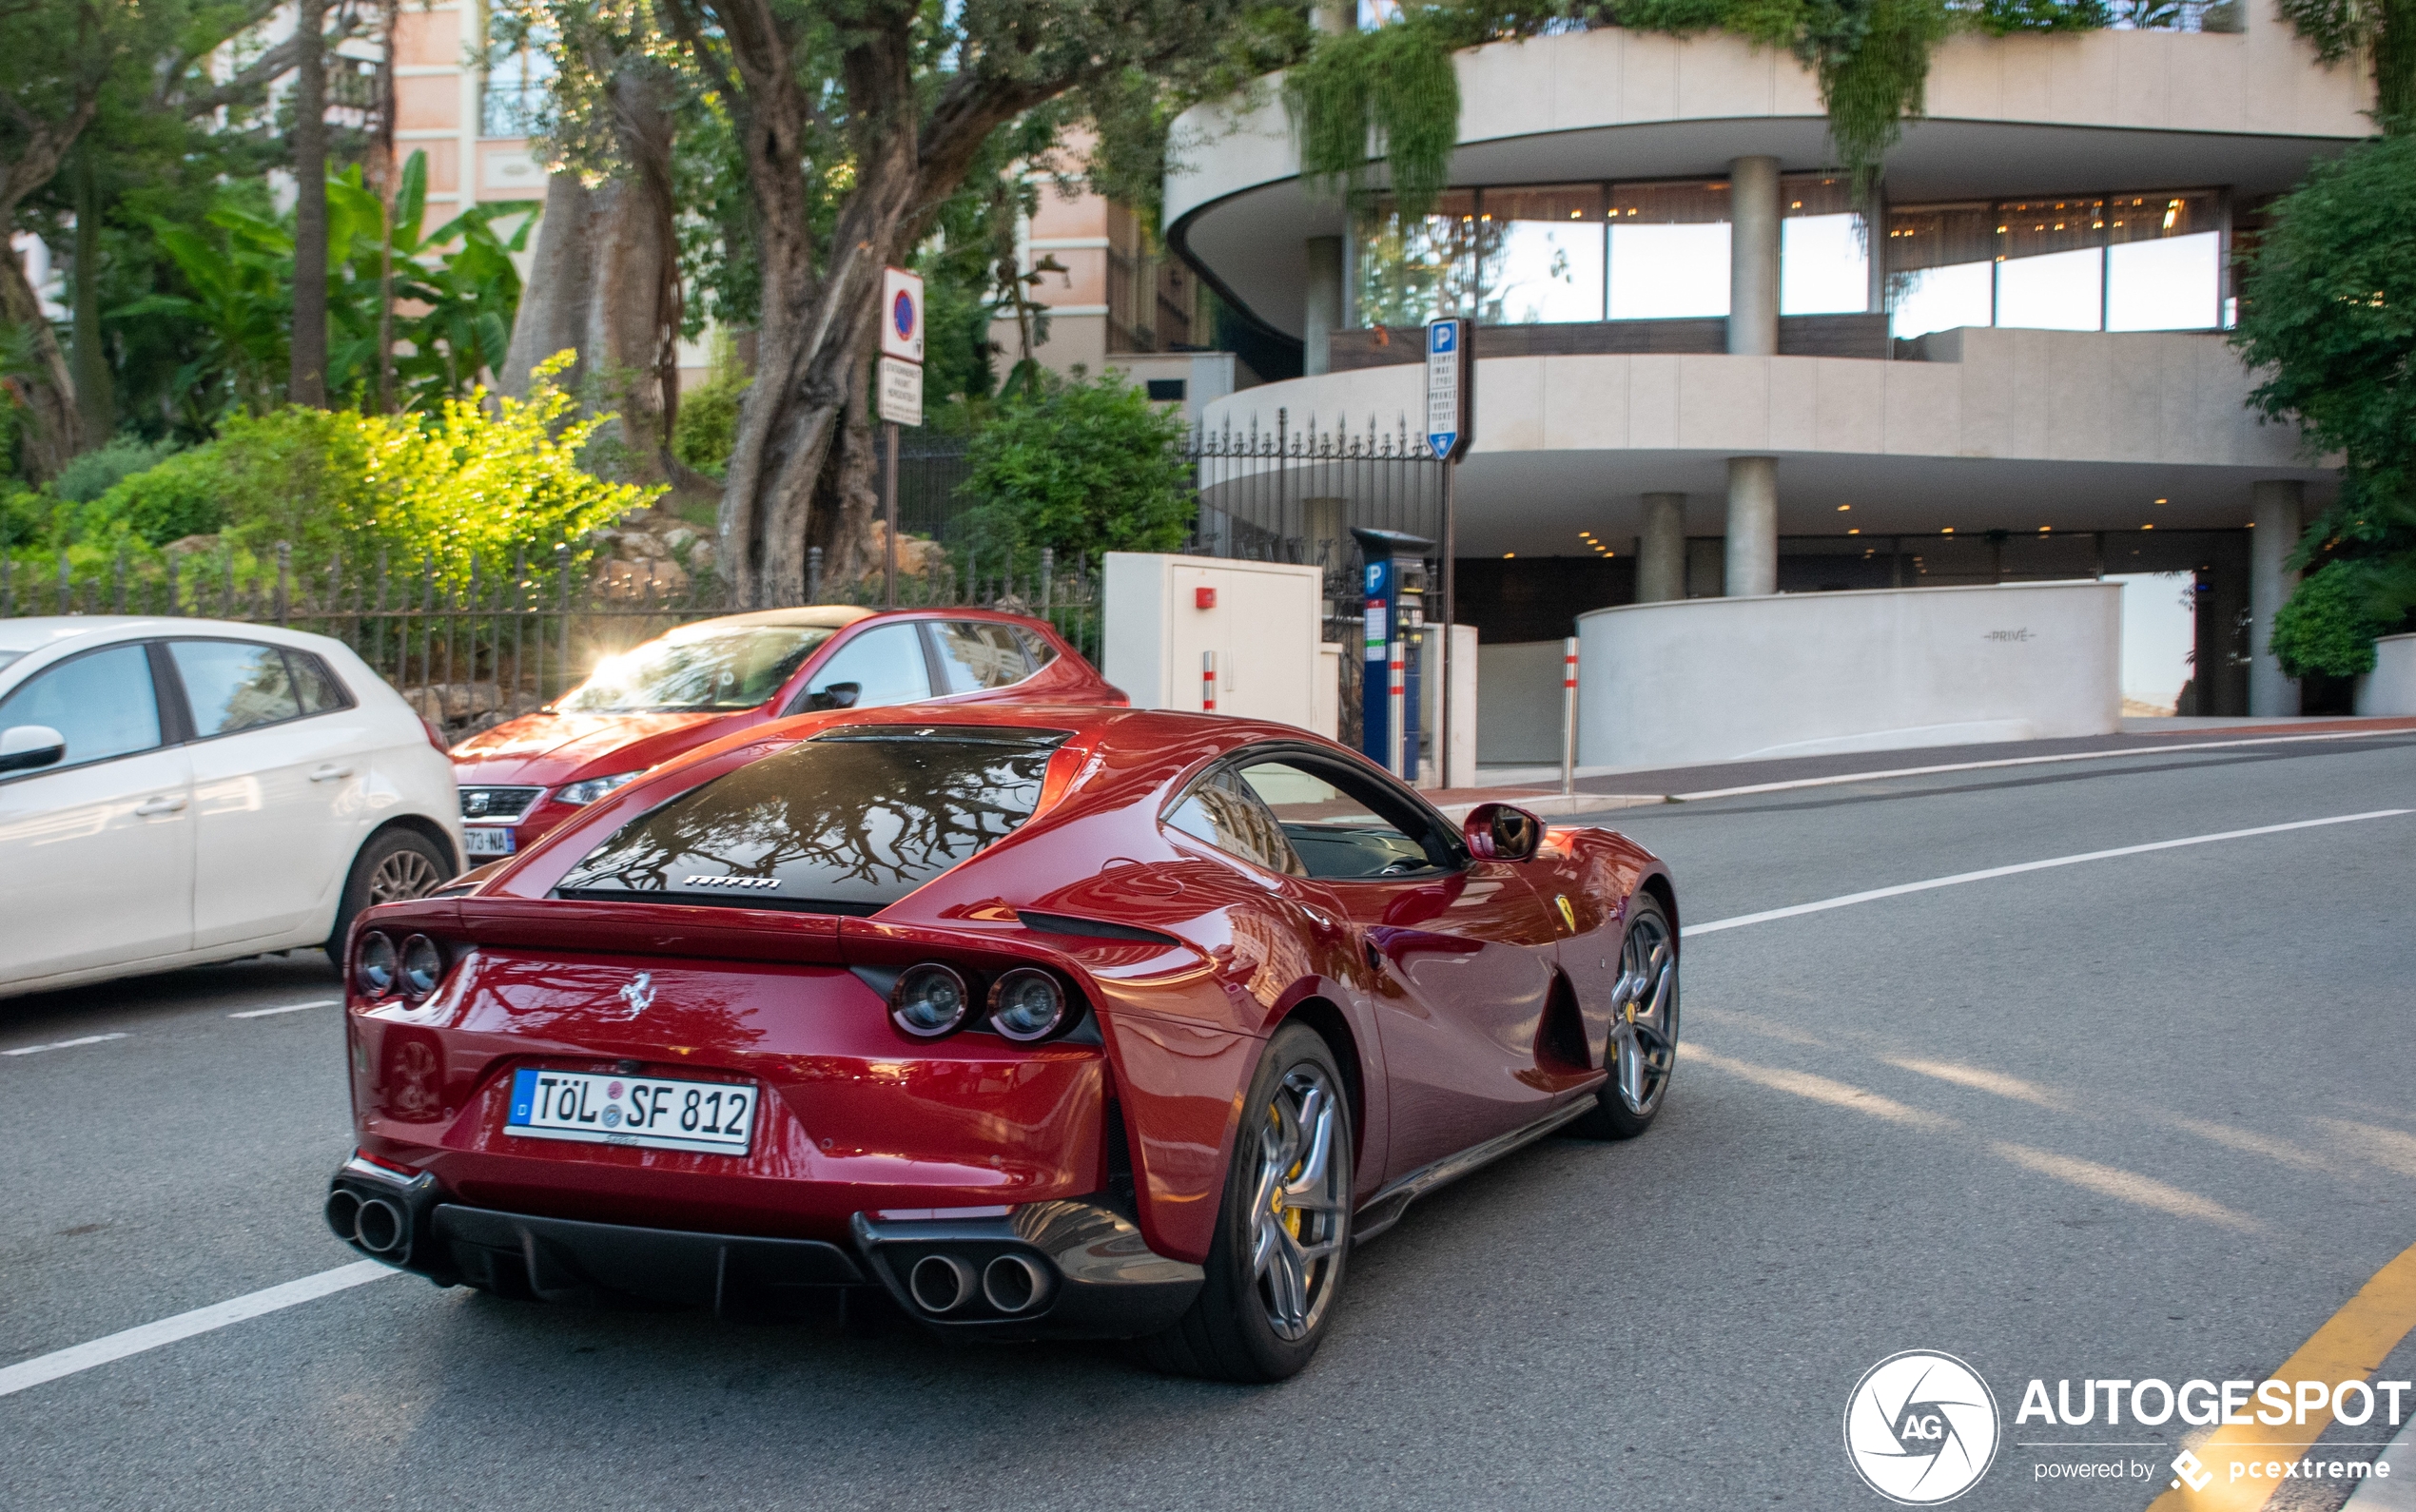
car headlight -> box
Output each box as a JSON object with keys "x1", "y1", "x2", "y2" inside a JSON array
[
  {"x1": 555, "y1": 769, "x2": 645, "y2": 806},
  {"x1": 354, "y1": 931, "x2": 398, "y2": 998},
  {"x1": 988, "y1": 968, "x2": 1068, "y2": 1042},
  {"x1": 890, "y1": 964, "x2": 971, "y2": 1038}
]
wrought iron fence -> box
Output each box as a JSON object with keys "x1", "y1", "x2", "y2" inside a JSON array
[{"x1": 0, "y1": 536, "x2": 1101, "y2": 741}]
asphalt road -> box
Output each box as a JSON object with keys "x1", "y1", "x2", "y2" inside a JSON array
[{"x1": 4, "y1": 734, "x2": 2414, "y2": 1511}]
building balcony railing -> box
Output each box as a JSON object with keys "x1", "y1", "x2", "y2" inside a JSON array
[{"x1": 1330, "y1": 314, "x2": 1892, "y2": 369}]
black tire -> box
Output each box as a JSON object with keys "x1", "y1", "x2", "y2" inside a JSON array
[
  {"x1": 1569, "y1": 891, "x2": 1679, "y2": 1140},
  {"x1": 1142, "y1": 1022, "x2": 1354, "y2": 1383},
  {"x1": 324, "y1": 827, "x2": 455, "y2": 964}
]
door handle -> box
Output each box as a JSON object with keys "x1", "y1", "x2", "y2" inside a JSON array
[
  {"x1": 309, "y1": 765, "x2": 357, "y2": 783},
  {"x1": 134, "y1": 795, "x2": 187, "y2": 817}
]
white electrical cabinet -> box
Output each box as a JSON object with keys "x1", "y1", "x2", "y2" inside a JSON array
[{"x1": 1101, "y1": 553, "x2": 1329, "y2": 735}]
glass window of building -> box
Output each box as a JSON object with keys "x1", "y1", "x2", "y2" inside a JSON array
[
  {"x1": 1884, "y1": 204, "x2": 1994, "y2": 338},
  {"x1": 1354, "y1": 191, "x2": 1480, "y2": 328},
  {"x1": 1479, "y1": 184, "x2": 1606, "y2": 324},
  {"x1": 1607, "y1": 179, "x2": 1730, "y2": 320},
  {"x1": 2106, "y1": 190, "x2": 2223, "y2": 331},
  {"x1": 481, "y1": 36, "x2": 556, "y2": 138},
  {"x1": 1780, "y1": 174, "x2": 1868, "y2": 315},
  {"x1": 1994, "y1": 197, "x2": 2106, "y2": 330},
  {"x1": 1884, "y1": 191, "x2": 2226, "y2": 338}
]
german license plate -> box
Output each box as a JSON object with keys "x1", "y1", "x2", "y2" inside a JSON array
[
  {"x1": 506, "y1": 1068, "x2": 757, "y2": 1155},
  {"x1": 463, "y1": 827, "x2": 516, "y2": 858}
]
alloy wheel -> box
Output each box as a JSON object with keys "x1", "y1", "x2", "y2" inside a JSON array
[
  {"x1": 1249, "y1": 1062, "x2": 1347, "y2": 1343},
  {"x1": 368, "y1": 847, "x2": 445, "y2": 906},
  {"x1": 1609, "y1": 911, "x2": 1679, "y2": 1115}
]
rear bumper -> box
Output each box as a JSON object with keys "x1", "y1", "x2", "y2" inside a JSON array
[{"x1": 329, "y1": 1159, "x2": 1200, "y2": 1339}]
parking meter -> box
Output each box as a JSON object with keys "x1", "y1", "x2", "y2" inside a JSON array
[{"x1": 1353, "y1": 527, "x2": 1433, "y2": 779}]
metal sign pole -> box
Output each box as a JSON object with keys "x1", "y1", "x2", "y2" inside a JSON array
[
  {"x1": 883, "y1": 419, "x2": 900, "y2": 609},
  {"x1": 1423, "y1": 316, "x2": 1472, "y2": 792},
  {"x1": 1440, "y1": 460, "x2": 1456, "y2": 789}
]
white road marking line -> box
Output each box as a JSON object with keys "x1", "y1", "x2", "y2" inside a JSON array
[
  {"x1": 1668, "y1": 729, "x2": 2408, "y2": 803},
  {"x1": 1682, "y1": 808, "x2": 2414, "y2": 937},
  {"x1": 1, "y1": 1033, "x2": 130, "y2": 1057},
  {"x1": 0, "y1": 1261, "x2": 399, "y2": 1399},
  {"x1": 227, "y1": 999, "x2": 340, "y2": 1019}
]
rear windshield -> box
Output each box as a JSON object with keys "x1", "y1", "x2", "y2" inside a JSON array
[
  {"x1": 555, "y1": 725, "x2": 1072, "y2": 914},
  {"x1": 558, "y1": 625, "x2": 836, "y2": 712}
]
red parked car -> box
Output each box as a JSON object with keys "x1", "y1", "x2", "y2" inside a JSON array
[
  {"x1": 447, "y1": 606, "x2": 1120, "y2": 861},
  {"x1": 326, "y1": 704, "x2": 1680, "y2": 1381}
]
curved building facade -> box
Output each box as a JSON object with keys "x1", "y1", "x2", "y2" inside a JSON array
[{"x1": 1163, "y1": 17, "x2": 2367, "y2": 716}]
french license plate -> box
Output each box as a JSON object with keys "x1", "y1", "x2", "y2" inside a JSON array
[
  {"x1": 507, "y1": 1068, "x2": 757, "y2": 1155},
  {"x1": 463, "y1": 826, "x2": 516, "y2": 858}
]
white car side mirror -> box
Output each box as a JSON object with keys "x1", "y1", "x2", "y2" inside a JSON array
[{"x1": 0, "y1": 724, "x2": 67, "y2": 775}]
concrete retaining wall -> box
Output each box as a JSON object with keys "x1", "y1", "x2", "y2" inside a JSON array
[
  {"x1": 2355, "y1": 633, "x2": 2416, "y2": 716},
  {"x1": 1575, "y1": 581, "x2": 2121, "y2": 768},
  {"x1": 1477, "y1": 641, "x2": 1569, "y2": 765}
]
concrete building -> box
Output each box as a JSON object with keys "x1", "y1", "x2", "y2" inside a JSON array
[{"x1": 1161, "y1": 14, "x2": 2366, "y2": 719}]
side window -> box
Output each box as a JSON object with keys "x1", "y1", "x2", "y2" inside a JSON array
[
  {"x1": 800, "y1": 623, "x2": 930, "y2": 709},
  {"x1": 1236, "y1": 757, "x2": 1452, "y2": 880},
  {"x1": 1011, "y1": 627, "x2": 1060, "y2": 672},
  {"x1": 0, "y1": 644, "x2": 164, "y2": 771},
  {"x1": 1165, "y1": 766, "x2": 1306, "y2": 877},
  {"x1": 287, "y1": 650, "x2": 353, "y2": 715},
  {"x1": 929, "y1": 621, "x2": 1033, "y2": 693},
  {"x1": 169, "y1": 640, "x2": 302, "y2": 736}
]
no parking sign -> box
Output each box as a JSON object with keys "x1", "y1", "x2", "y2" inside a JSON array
[{"x1": 880, "y1": 266, "x2": 924, "y2": 363}]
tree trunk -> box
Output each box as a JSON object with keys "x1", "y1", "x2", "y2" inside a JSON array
[
  {"x1": 716, "y1": 29, "x2": 925, "y2": 607},
  {"x1": 290, "y1": 0, "x2": 329, "y2": 407},
  {"x1": 807, "y1": 376, "x2": 882, "y2": 588},
  {"x1": 0, "y1": 247, "x2": 78, "y2": 480},
  {"x1": 70, "y1": 154, "x2": 112, "y2": 445},
  {"x1": 498, "y1": 63, "x2": 692, "y2": 489}
]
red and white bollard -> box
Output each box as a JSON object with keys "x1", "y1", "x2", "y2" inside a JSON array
[
  {"x1": 1387, "y1": 638, "x2": 1407, "y2": 780},
  {"x1": 1201, "y1": 649, "x2": 1218, "y2": 713},
  {"x1": 1561, "y1": 635, "x2": 1579, "y2": 798}
]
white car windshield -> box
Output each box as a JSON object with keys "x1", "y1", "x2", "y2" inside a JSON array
[{"x1": 558, "y1": 626, "x2": 836, "y2": 713}]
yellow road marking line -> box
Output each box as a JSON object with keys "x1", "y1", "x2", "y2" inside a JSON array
[{"x1": 2145, "y1": 1239, "x2": 2416, "y2": 1512}]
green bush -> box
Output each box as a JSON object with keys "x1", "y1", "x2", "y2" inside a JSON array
[
  {"x1": 9, "y1": 356, "x2": 658, "y2": 597},
  {"x1": 672, "y1": 334, "x2": 750, "y2": 479},
  {"x1": 86, "y1": 448, "x2": 226, "y2": 545},
  {"x1": 2280, "y1": 560, "x2": 2396, "y2": 676},
  {"x1": 50, "y1": 436, "x2": 182, "y2": 505},
  {"x1": 957, "y1": 368, "x2": 1193, "y2": 577}
]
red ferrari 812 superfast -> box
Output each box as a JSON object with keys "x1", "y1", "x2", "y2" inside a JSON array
[{"x1": 326, "y1": 703, "x2": 1680, "y2": 1381}]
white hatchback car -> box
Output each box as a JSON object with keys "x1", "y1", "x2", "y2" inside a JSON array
[{"x1": 0, "y1": 617, "x2": 463, "y2": 998}]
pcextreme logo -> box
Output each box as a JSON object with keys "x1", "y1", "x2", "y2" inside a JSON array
[{"x1": 1844, "y1": 1351, "x2": 2003, "y2": 1504}]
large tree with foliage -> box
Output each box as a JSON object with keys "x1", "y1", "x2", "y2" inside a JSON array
[
  {"x1": 637, "y1": 0, "x2": 1296, "y2": 606},
  {"x1": 2231, "y1": 131, "x2": 2416, "y2": 677}
]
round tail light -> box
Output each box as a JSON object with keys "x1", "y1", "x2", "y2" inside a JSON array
[
  {"x1": 355, "y1": 931, "x2": 398, "y2": 998},
  {"x1": 988, "y1": 968, "x2": 1067, "y2": 1042},
  {"x1": 399, "y1": 935, "x2": 444, "y2": 1000},
  {"x1": 890, "y1": 964, "x2": 971, "y2": 1038}
]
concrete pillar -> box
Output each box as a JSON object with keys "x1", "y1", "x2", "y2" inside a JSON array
[
  {"x1": 1304, "y1": 236, "x2": 1343, "y2": 378},
  {"x1": 1727, "y1": 155, "x2": 1782, "y2": 357},
  {"x1": 2249, "y1": 478, "x2": 2304, "y2": 717},
  {"x1": 1725, "y1": 456, "x2": 1778, "y2": 597},
  {"x1": 1637, "y1": 494, "x2": 1686, "y2": 602}
]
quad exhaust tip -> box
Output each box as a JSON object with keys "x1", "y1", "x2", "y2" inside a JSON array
[
  {"x1": 982, "y1": 1252, "x2": 1046, "y2": 1314},
  {"x1": 908, "y1": 1253, "x2": 977, "y2": 1313}
]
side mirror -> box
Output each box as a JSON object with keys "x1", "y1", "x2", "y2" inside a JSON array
[
  {"x1": 808, "y1": 681, "x2": 862, "y2": 712},
  {"x1": 0, "y1": 724, "x2": 67, "y2": 775},
  {"x1": 1463, "y1": 802, "x2": 1542, "y2": 863}
]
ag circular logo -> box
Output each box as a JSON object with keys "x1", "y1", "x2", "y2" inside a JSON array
[{"x1": 1842, "y1": 1350, "x2": 2000, "y2": 1504}]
